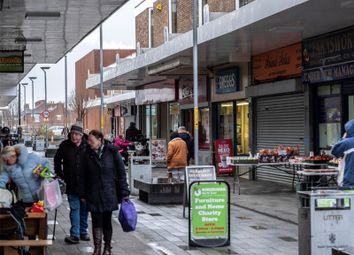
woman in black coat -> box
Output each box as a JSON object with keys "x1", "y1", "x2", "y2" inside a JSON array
[{"x1": 80, "y1": 130, "x2": 130, "y2": 255}]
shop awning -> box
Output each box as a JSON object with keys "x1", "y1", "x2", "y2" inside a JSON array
[
  {"x1": 0, "y1": 0, "x2": 128, "y2": 106},
  {"x1": 86, "y1": 0, "x2": 354, "y2": 90}
]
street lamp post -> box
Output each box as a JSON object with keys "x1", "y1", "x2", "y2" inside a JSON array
[
  {"x1": 21, "y1": 83, "x2": 28, "y2": 130},
  {"x1": 18, "y1": 84, "x2": 21, "y2": 127},
  {"x1": 192, "y1": 0, "x2": 199, "y2": 164},
  {"x1": 41, "y1": 66, "x2": 51, "y2": 148},
  {"x1": 29, "y1": 77, "x2": 37, "y2": 138}
]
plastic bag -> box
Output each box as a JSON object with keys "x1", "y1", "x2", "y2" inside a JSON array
[
  {"x1": 39, "y1": 179, "x2": 63, "y2": 212},
  {"x1": 118, "y1": 200, "x2": 137, "y2": 232}
]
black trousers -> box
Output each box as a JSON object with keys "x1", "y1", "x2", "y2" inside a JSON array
[{"x1": 91, "y1": 212, "x2": 112, "y2": 231}]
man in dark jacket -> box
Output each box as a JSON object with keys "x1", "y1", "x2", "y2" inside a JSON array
[
  {"x1": 178, "y1": 126, "x2": 194, "y2": 164},
  {"x1": 125, "y1": 122, "x2": 139, "y2": 142},
  {"x1": 54, "y1": 123, "x2": 90, "y2": 244}
]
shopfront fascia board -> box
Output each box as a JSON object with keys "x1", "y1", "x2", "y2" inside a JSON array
[{"x1": 245, "y1": 78, "x2": 304, "y2": 98}]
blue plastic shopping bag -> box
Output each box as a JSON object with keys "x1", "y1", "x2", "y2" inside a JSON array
[{"x1": 118, "y1": 200, "x2": 137, "y2": 232}]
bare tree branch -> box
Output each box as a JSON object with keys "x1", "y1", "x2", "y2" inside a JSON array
[{"x1": 69, "y1": 90, "x2": 92, "y2": 124}]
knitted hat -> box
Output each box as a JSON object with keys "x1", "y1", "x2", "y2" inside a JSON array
[{"x1": 70, "y1": 123, "x2": 83, "y2": 136}]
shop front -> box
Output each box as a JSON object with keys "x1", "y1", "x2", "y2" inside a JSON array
[
  {"x1": 178, "y1": 76, "x2": 211, "y2": 164},
  {"x1": 135, "y1": 80, "x2": 177, "y2": 140},
  {"x1": 211, "y1": 65, "x2": 250, "y2": 173},
  {"x1": 247, "y1": 43, "x2": 304, "y2": 184},
  {"x1": 302, "y1": 26, "x2": 354, "y2": 153}
]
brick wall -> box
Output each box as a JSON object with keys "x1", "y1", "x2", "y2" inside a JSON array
[
  {"x1": 136, "y1": 9, "x2": 149, "y2": 48},
  {"x1": 208, "y1": 0, "x2": 235, "y2": 12},
  {"x1": 152, "y1": 0, "x2": 169, "y2": 47},
  {"x1": 177, "y1": 0, "x2": 193, "y2": 33}
]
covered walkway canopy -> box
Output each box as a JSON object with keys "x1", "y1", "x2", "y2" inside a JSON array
[{"x1": 0, "y1": 0, "x2": 128, "y2": 106}]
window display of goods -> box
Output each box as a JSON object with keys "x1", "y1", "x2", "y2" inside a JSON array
[
  {"x1": 230, "y1": 156, "x2": 258, "y2": 164},
  {"x1": 303, "y1": 154, "x2": 333, "y2": 164},
  {"x1": 258, "y1": 145, "x2": 300, "y2": 163}
]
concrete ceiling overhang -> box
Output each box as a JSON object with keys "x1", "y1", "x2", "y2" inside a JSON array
[
  {"x1": 0, "y1": 0, "x2": 128, "y2": 106},
  {"x1": 87, "y1": 0, "x2": 354, "y2": 90}
]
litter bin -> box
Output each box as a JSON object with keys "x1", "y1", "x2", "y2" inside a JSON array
[{"x1": 298, "y1": 190, "x2": 354, "y2": 255}]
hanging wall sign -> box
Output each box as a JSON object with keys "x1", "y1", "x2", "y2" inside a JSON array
[
  {"x1": 0, "y1": 51, "x2": 24, "y2": 73},
  {"x1": 189, "y1": 181, "x2": 230, "y2": 247},
  {"x1": 215, "y1": 68, "x2": 240, "y2": 94}
]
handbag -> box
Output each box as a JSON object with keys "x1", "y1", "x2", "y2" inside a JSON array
[
  {"x1": 118, "y1": 200, "x2": 137, "y2": 232},
  {"x1": 38, "y1": 179, "x2": 63, "y2": 212}
]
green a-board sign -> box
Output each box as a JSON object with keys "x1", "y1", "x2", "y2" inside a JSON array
[{"x1": 189, "y1": 181, "x2": 230, "y2": 247}]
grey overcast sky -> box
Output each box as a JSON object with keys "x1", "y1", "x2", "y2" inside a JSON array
[{"x1": 19, "y1": 0, "x2": 140, "y2": 106}]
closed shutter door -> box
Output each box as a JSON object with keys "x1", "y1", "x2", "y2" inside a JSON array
[{"x1": 256, "y1": 93, "x2": 305, "y2": 185}]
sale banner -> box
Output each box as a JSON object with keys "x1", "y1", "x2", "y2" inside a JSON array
[{"x1": 214, "y1": 139, "x2": 234, "y2": 175}]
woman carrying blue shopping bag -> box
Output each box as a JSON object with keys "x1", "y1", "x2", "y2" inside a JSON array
[{"x1": 80, "y1": 130, "x2": 130, "y2": 255}]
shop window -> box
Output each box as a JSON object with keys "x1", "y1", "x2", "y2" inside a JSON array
[
  {"x1": 145, "y1": 105, "x2": 158, "y2": 139},
  {"x1": 218, "y1": 102, "x2": 233, "y2": 139},
  {"x1": 169, "y1": 103, "x2": 180, "y2": 132},
  {"x1": 169, "y1": 0, "x2": 177, "y2": 34},
  {"x1": 349, "y1": 96, "x2": 354, "y2": 120},
  {"x1": 200, "y1": 108, "x2": 210, "y2": 149},
  {"x1": 318, "y1": 96, "x2": 341, "y2": 150},
  {"x1": 236, "y1": 101, "x2": 249, "y2": 155},
  {"x1": 149, "y1": 8, "x2": 154, "y2": 48}
]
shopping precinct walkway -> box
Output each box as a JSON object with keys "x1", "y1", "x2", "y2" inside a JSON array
[
  {"x1": 35, "y1": 149, "x2": 299, "y2": 254},
  {"x1": 46, "y1": 178, "x2": 298, "y2": 255}
]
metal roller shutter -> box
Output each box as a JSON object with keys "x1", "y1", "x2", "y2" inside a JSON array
[{"x1": 256, "y1": 93, "x2": 305, "y2": 185}]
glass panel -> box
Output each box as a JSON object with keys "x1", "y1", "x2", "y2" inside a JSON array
[
  {"x1": 318, "y1": 96, "x2": 341, "y2": 150},
  {"x1": 240, "y1": 0, "x2": 255, "y2": 7},
  {"x1": 318, "y1": 85, "x2": 331, "y2": 96},
  {"x1": 218, "y1": 102, "x2": 233, "y2": 139},
  {"x1": 200, "y1": 108, "x2": 210, "y2": 146},
  {"x1": 236, "y1": 101, "x2": 249, "y2": 155},
  {"x1": 349, "y1": 96, "x2": 354, "y2": 120},
  {"x1": 145, "y1": 105, "x2": 158, "y2": 139},
  {"x1": 332, "y1": 84, "x2": 341, "y2": 95},
  {"x1": 169, "y1": 103, "x2": 180, "y2": 132}
]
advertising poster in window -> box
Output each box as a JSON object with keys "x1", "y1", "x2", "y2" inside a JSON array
[
  {"x1": 214, "y1": 139, "x2": 234, "y2": 175},
  {"x1": 151, "y1": 139, "x2": 167, "y2": 162}
]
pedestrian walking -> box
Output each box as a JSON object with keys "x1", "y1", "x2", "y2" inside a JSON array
[
  {"x1": 178, "y1": 126, "x2": 194, "y2": 164},
  {"x1": 80, "y1": 130, "x2": 130, "y2": 255},
  {"x1": 125, "y1": 122, "x2": 140, "y2": 142},
  {"x1": 331, "y1": 119, "x2": 354, "y2": 187},
  {"x1": 0, "y1": 144, "x2": 50, "y2": 206},
  {"x1": 167, "y1": 132, "x2": 188, "y2": 182},
  {"x1": 54, "y1": 123, "x2": 90, "y2": 244}
]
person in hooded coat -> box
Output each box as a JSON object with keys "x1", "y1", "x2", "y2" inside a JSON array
[
  {"x1": 331, "y1": 119, "x2": 354, "y2": 187},
  {"x1": 0, "y1": 144, "x2": 50, "y2": 205},
  {"x1": 80, "y1": 130, "x2": 130, "y2": 255}
]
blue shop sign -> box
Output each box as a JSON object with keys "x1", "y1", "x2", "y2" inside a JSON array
[
  {"x1": 215, "y1": 68, "x2": 240, "y2": 94},
  {"x1": 302, "y1": 26, "x2": 354, "y2": 83}
]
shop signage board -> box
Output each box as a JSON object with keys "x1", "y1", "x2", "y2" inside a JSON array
[
  {"x1": 0, "y1": 51, "x2": 24, "y2": 73},
  {"x1": 302, "y1": 26, "x2": 354, "y2": 83},
  {"x1": 214, "y1": 139, "x2": 234, "y2": 175},
  {"x1": 183, "y1": 166, "x2": 217, "y2": 218},
  {"x1": 179, "y1": 76, "x2": 207, "y2": 104},
  {"x1": 185, "y1": 165, "x2": 216, "y2": 190},
  {"x1": 215, "y1": 68, "x2": 240, "y2": 94},
  {"x1": 135, "y1": 80, "x2": 176, "y2": 105},
  {"x1": 252, "y1": 43, "x2": 301, "y2": 82},
  {"x1": 189, "y1": 181, "x2": 230, "y2": 247}
]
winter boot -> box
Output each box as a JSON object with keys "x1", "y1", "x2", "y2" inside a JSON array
[
  {"x1": 102, "y1": 229, "x2": 113, "y2": 255},
  {"x1": 92, "y1": 228, "x2": 103, "y2": 255}
]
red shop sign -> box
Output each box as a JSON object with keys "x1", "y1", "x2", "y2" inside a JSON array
[{"x1": 214, "y1": 139, "x2": 234, "y2": 175}]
